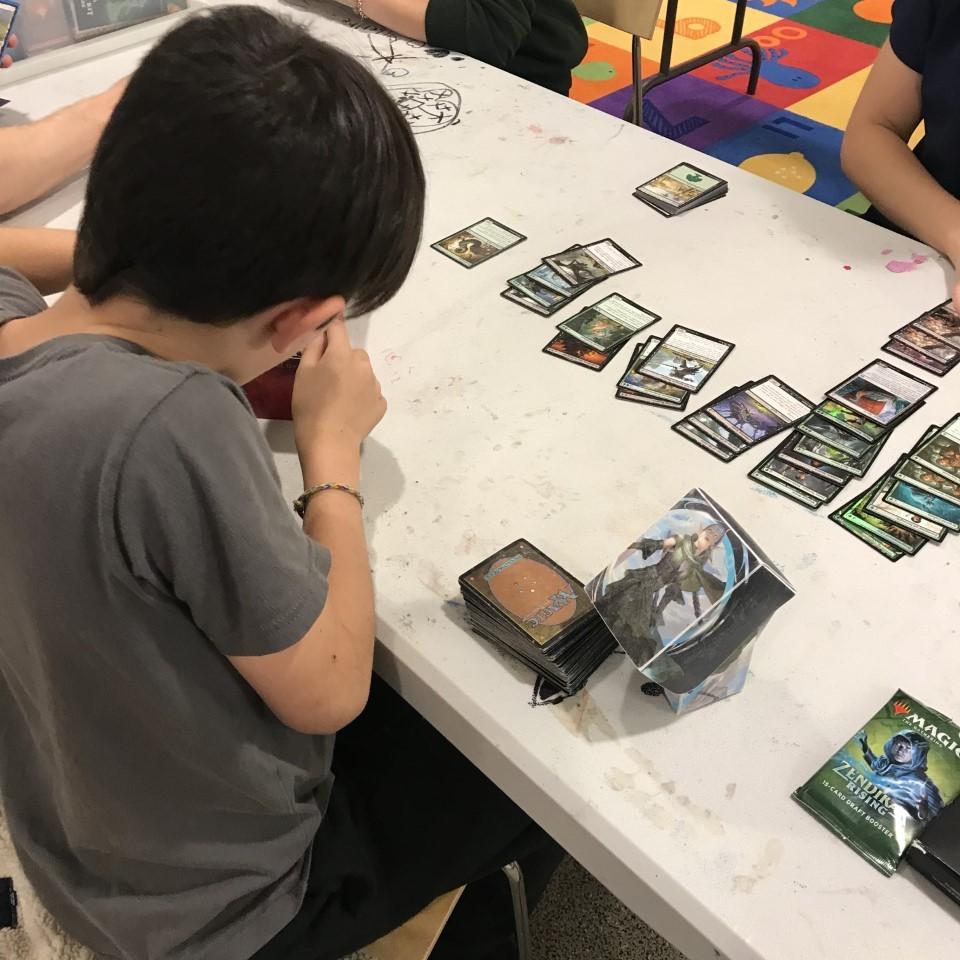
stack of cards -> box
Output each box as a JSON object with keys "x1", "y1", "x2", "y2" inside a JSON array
[
  {"x1": 750, "y1": 360, "x2": 936, "y2": 509},
  {"x1": 634, "y1": 163, "x2": 728, "y2": 218},
  {"x1": 882, "y1": 300, "x2": 960, "y2": 377},
  {"x1": 615, "y1": 325, "x2": 735, "y2": 409},
  {"x1": 673, "y1": 376, "x2": 814, "y2": 463},
  {"x1": 830, "y1": 416, "x2": 960, "y2": 560},
  {"x1": 543, "y1": 293, "x2": 660, "y2": 371},
  {"x1": 459, "y1": 539, "x2": 617, "y2": 695},
  {"x1": 502, "y1": 238, "x2": 641, "y2": 317}
]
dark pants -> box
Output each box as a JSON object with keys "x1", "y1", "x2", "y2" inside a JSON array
[{"x1": 251, "y1": 675, "x2": 563, "y2": 960}]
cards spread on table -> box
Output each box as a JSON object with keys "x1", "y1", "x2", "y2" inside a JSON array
[
  {"x1": 909, "y1": 414, "x2": 960, "y2": 486},
  {"x1": 459, "y1": 539, "x2": 616, "y2": 695},
  {"x1": 825, "y1": 360, "x2": 935, "y2": 427},
  {"x1": 634, "y1": 163, "x2": 728, "y2": 217},
  {"x1": 617, "y1": 337, "x2": 691, "y2": 409},
  {"x1": 634, "y1": 325, "x2": 734, "y2": 393},
  {"x1": 882, "y1": 300, "x2": 960, "y2": 376},
  {"x1": 674, "y1": 376, "x2": 813, "y2": 461},
  {"x1": 542, "y1": 331, "x2": 629, "y2": 371},
  {"x1": 433, "y1": 217, "x2": 526, "y2": 268},
  {"x1": 557, "y1": 294, "x2": 660, "y2": 352},
  {"x1": 543, "y1": 239, "x2": 641, "y2": 286}
]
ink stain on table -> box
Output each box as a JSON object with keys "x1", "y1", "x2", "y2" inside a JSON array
[{"x1": 885, "y1": 253, "x2": 928, "y2": 274}]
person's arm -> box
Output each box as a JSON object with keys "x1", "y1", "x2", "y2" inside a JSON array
[
  {"x1": 0, "y1": 228, "x2": 74, "y2": 294},
  {"x1": 0, "y1": 79, "x2": 125, "y2": 214},
  {"x1": 331, "y1": 0, "x2": 533, "y2": 67},
  {"x1": 229, "y1": 322, "x2": 385, "y2": 735},
  {"x1": 841, "y1": 42, "x2": 960, "y2": 305}
]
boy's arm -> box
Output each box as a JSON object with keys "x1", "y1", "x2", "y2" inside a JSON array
[
  {"x1": 228, "y1": 322, "x2": 385, "y2": 735},
  {"x1": 0, "y1": 79, "x2": 125, "y2": 215},
  {"x1": 841, "y1": 42, "x2": 960, "y2": 306},
  {"x1": 0, "y1": 228, "x2": 75, "y2": 295}
]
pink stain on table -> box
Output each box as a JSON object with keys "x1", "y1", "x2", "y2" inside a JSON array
[
  {"x1": 527, "y1": 123, "x2": 543, "y2": 134},
  {"x1": 549, "y1": 135, "x2": 571, "y2": 145},
  {"x1": 886, "y1": 253, "x2": 928, "y2": 274},
  {"x1": 881, "y1": 248, "x2": 893, "y2": 255},
  {"x1": 842, "y1": 264, "x2": 852, "y2": 271}
]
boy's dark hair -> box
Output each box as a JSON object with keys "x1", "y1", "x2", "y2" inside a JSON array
[{"x1": 74, "y1": 5, "x2": 425, "y2": 324}]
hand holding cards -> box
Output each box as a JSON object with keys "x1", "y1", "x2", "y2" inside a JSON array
[{"x1": 634, "y1": 163, "x2": 728, "y2": 217}]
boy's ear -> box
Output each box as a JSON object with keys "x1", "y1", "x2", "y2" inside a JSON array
[{"x1": 267, "y1": 296, "x2": 346, "y2": 355}]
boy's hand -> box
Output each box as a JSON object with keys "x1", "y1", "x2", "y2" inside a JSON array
[
  {"x1": 1, "y1": 32, "x2": 17, "y2": 68},
  {"x1": 292, "y1": 319, "x2": 387, "y2": 478}
]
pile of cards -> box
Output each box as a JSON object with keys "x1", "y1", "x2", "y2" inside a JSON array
[
  {"x1": 634, "y1": 163, "x2": 728, "y2": 218},
  {"x1": 831, "y1": 415, "x2": 960, "y2": 560},
  {"x1": 502, "y1": 238, "x2": 641, "y2": 318},
  {"x1": 882, "y1": 300, "x2": 960, "y2": 377},
  {"x1": 750, "y1": 360, "x2": 936, "y2": 509},
  {"x1": 673, "y1": 376, "x2": 814, "y2": 462},
  {"x1": 459, "y1": 539, "x2": 617, "y2": 695},
  {"x1": 616, "y1": 325, "x2": 735, "y2": 408},
  {"x1": 543, "y1": 293, "x2": 660, "y2": 371}
]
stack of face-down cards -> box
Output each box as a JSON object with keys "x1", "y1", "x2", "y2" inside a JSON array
[
  {"x1": 634, "y1": 163, "x2": 728, "y2": 218},
  {"x1": 501, "y1": 238, "x2": 641, "y2": 318},
  {"x1": 615, "y1": 325, "x2": 734, "y2": 409},
  {"x1": 830, "y1": 415, "x2": 960, "y2": 560},
  {"x1": 749, "y1": 360, "x2": 937, "y2": 509},
  {"x1": 459, "y1": 539, "x2": 617, "y2": 696},
  {"x1": 882, "y1": 300, "x2": 960, "y2": 377},
  {"x1": 672, "y1": 376, "x2": 814, "y2": 463}
]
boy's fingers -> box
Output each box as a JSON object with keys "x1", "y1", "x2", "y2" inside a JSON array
[{"x1": 320, "y1": 317, "x2": 350, "y2": 358}]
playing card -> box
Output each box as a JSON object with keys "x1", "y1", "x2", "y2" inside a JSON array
[
  {"x1": 500, "y1": 287, "x2": 552, "y2": 316},
  {"x1": 830, "y1": 509, "x2": 905, "y2": 561},
  {"x1": 882, "y1": 339, "x2": 952, "y2": 376},
  {"x1": 813, "y1": 399, "x2": 889, "y2": 442},
  {"x1": 777, "y1": 434, "x2": 853, "y2": 484},
  {"x1": 913, "y1": 300, "x2": 960, "y2": 348},
  {"x1": 558, "y1": 294, "x2": 660, "y2": 352},
  {"x1": 894, "y1": 456, "x2": 960, "y2": 508},
  {"x1": 674, "y1": 420, "x2": 737, "y2": 462},
  {"x1": 432, "y1": 218, "x2": 526, "y2": 268},
  {"x1": 543, "y1": 239, "x2": 640, "y2": 286},
  {"x1": 637, "y1": 325, "x2": 734, "y2": 393},
  {"x1": 525, "y1": 260, "x2": 595, "y2": 296},
  {"x1": 884, "y1": 475, "x2": 960, "y2": 532},
  {"x1": 617, "y1": 339, "x2": 690, "y2": 406},
  {"x1": 793, "y1": 431, "x2": 890, "y2": 478},
  {"x1": 705, "y1": 377, "x2": 813, "y2": 444},
  {"x1": 508, "y1": 272, "x2": 574, "y2": 310},
  {"x1": 749, "y1": 464, "x2": 821, "y2": 508},
  {"x1": 837, "y1": 483, "x2": 927, "y2": 555},
  {"x1": 909, "y1": 415, "x2": 960, "y2": 485},
  {"x1": 634, "y1": 163, "x2": 728, "y2": 217},
  {"x1": 543, "y1": 331, "x2": 628, "y2": 371},
  {"x1": 826, "y1": 360, "x2": 935, "y2": 427},
  {"x1": 890, "y1": 322, "x2": 960, "y2": 366},
  {"x1": 755, "y1": 454, "x2": 843, "y2": 504},
  {"x1": 866, "y1": 470, "x2": 947, "y2": 541},
  {"x1": 796, "y1": 415, "x2": 872, "y2": 457},
  {"x1": 684, "y1": 409, "x2": 750, "y2": 453}
]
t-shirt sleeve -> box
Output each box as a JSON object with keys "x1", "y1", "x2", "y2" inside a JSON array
[
  {"x1": 889, "y1": 0, "x2": 937, "y2": 73},
  {"x1": 0, "y1": 267, "x2": 47, "y2": 323},
  {"x1": 425, "y1": 0, "x2": 534, "y2": 68},
  {"x1": 115, "y1": 372, "x2": 330, "y2": 658}
]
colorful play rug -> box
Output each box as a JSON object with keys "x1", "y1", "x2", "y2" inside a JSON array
[{"x1": 573, "y1": 0, "x2": 895, "y2": 212}]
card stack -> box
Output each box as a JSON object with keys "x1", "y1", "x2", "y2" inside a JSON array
[
  {"x1": 501, "y1": 238, "x2": 641, "y2": 318},
  {"x1": 672, "y1": 376, "x2": 814, "y2": 462},
  {"x1": 634, "y1": 163, "x2": 728, "y2": 218},
  {"x1": 749, "y1": 359, "x2": 937, "y2": 509},
  {"x1": 882, "y1": 300, "x2": 960, "y2": 377},
  {"x1": 459, "y1": 539, "x2": 617, "y2": 695},
  {"x1": 543, "y1": 293, "x2": 660, "y2": 371},
  {"x1": 615, "y1": 325, "x2": 735, "y2": 409},
  {"x1": 830, "y1": 415, "x2": 960, "y2": 561}
]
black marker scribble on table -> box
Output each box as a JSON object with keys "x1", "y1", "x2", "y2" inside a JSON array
[
  {"x1": 388, "y1": 83, "x2": 462, "y2": 134},
  {"x1": 336, "y1": 16, "x2": 452, "y2": 78}
]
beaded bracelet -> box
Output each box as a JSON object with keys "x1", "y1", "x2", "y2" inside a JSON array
[
  {"x1": 355, "y1": 0, "x2": 366, "y2": 19},
  {"x1": 294, "y1": 482, "x2": 364, "y2": 519}
]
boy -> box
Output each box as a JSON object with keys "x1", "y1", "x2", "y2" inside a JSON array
[{"x1": 0, "y1": 7, "x2": 558, "y2": 960}]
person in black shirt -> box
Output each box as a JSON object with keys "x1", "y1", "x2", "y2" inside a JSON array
[
  {"x1": 334, "y1": 0, "x2": 587, "y2": 95},
  {"x1": 841, "y1": 0, "x2": 960, "y2": 309}
]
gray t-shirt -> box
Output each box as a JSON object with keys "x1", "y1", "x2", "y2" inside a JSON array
[{"x1": 0, "y1": 268, "x2": 333, "y2": 959}]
